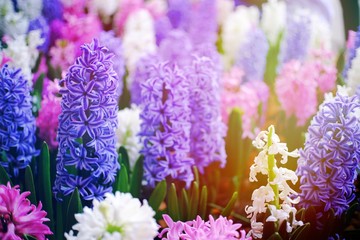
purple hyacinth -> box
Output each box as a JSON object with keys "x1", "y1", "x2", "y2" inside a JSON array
[
  {"x1": 99, "y1": 31, "x2": 125, "y2": 97},
  {"x1": 0, "y1": 65, "x2": 38, "y2": 177},
  {"x1": 281, "y1": 14, "x2": 311, "y2": 64},
  {"x1": 236, "y1": 28, "x2": 269, "y2": 82},
  {"x1": 187, "y1": 56, "x2": 227, "y2": 173},
  {"x1": 54, "y1": 39, "x2": 119, "y2": 201},
  {"x1": 140, "y1": 61, "x2": 193, "y2": 187},
  {"x1": 130, "y1": 54, "x2": 160, "y2": 105},
  {"x1": 296, "y1": 90, "x2": 360, "y2": 216},
  {"x1": 28, "y1": 16, "x2": 50, "y2": 53},
  {"x1": 188, "y1": 0, "x2": 218, "y2": 46},
  {"x1": 344, "y1": 27, "x2": 360, "y2": 79},
  {"x1": 42, "y1": 0, "x2": 63, "y2": 22},
  {"x1": 167, "y1": 0, "x2": 191, "y2": 30}
]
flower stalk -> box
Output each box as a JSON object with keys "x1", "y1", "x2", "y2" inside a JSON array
[{"x1": 267, "y1": 125, "x2": 279, "y2": 209}]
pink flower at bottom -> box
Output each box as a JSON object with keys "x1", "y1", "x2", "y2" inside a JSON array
[{"x1": 0, "y1": 183, "x2": 52, "y2": 240}]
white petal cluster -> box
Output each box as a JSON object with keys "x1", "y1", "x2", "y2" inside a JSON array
[
  {"x1": 65, "y1": 192, "x2": 158, "y2": 240},
  {"x1": 308, "y1": 14, "x2": 332, "y2": 51},
  {"x1": 221, "y1": 5, "x2": 259, "y2": 68},
  {"x1": 116, "y1": 105, "x2": 142, "y2": 169},
  {"x1": 0, "y1": 0, "x2": 29, "y2": 37},
  {"x1": 3, "y1": 30, "x2": 44, "y2": 84},
  {"x1": 17, "y1": 0, "x2": 42, "y2": 20},
  {"x1": 347, "y1": 48, "x2": 360, "y2": 95},
  {"x1": 261, "y1": 0, "x2": 286, "y2": 45},
  {"x1": 246, "y1": 125, "x2": 301, "y2": 239},
  {"x1": 89, "y1": 0, "x2": 119, "y2": 22},
  {"x1": 123, "y1": 9, "x2": 156, "y2": 79}
]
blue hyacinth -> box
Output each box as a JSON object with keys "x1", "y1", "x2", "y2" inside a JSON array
[
  {"x1": 343, "y1": 26, "x2": 360, "y2": 79},
  {"x1": 0, "y1": 65, "x2": 38, "y2": 177},
  {"x1": 54, "y1": 39, "x2": 119, "y2": 201},
  {"x1": 297, "y1": 90, "x2": 360, "y2": 216}
]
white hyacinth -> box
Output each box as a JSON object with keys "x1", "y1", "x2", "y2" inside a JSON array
[
  {"x1": 221, "y1": 5, "x2": 259, "y2": 68},
  {"x1": 3, "y1": 29, "x2": 44, "y2": 84},
  {"x1": 89, "y1": 0, "x2": 119, "y2": 23},
  {"x1": 261, "y1": 0, "x2": 286, "y2": 45},
  {"x1": 347, "y1": 48, "x2": 360, "y2": 95},
  {"x1": 65, "y1": 192, "x2": 158, "y2": 240},
  {"x1": 246, "y1": 125, "x2": 302, "y2": 239},
  {"x1": 122, "y1": 9, "x2": 156, "y2": 80},
  {"x1": 116, "y1": 105, "x2": 142, "y2": 169}
]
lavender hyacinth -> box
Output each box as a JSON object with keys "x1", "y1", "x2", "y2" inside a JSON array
[
  {"x1": 281, "y1": 13, "x2": 311, "y2": 64},
  {"x1": 54, "y1": 39, "x2": 119, "y2": 201},
  {"x1": 140, "y1": 61, "x2": 193, "y2": 187},
  {"x1": 187, "y1": 56, "x2": 227, "y2": 173},
  {"x1": 99, "y1": 31, "x2": 125, "y2": 97},
  {"x1": 297, "y1": 89, "x2": 360, "y2": 216},
  {"x1": 344, "y1": 27, "x2": 360, "y2": 79},
  {"x1": 0, "y1": 65, "x2": 38, "y2": 176},
  {"x1": 236, "y1": 28, "x2": 269, "y2": 82}
]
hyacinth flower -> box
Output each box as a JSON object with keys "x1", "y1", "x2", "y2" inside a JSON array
[
  {"x1": 54, "y1": 39, "x2": 119, "y2": 201},
  {"x1": 236, "y1": 27, "x2": 269, "y2": 82},
  {"x1": 140, "y1": 61, "x2": 194, "y2": 187},
  {"x1": 346, "y1": 41, "x2": 360, "y2": 96},
  {"x1": 99, "y1": 31, "x2": 125, "y2": 97},
  {"x1": 65, "y1": 192, "x2": 158, "y2": 240},
  {"x1": 246, "y1": 125, "x2": 302, "y2": 239},
  {"x1": 0, "y1": 65, "x2": 38, "y2": 177},
  {"x1": 0, "y1": 183, "x2": 52, "y2": 239},
  {"x1": 343, "y1": 27, "x2": 360, "y2": 79},
  {"x1": 187, "y1": 56, "x2": 227, "y2": 173},
  {"x1": 297, "y1": 89, "x2": 360, "y2": 217},
  {"x1": 36, "y1": 79, "x2": 61, "y2": 150},
  {"x1": 159, "y1": 214, "x2": 250, "y2": 240}
]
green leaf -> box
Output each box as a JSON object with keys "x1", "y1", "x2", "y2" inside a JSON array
[
  {"x1": 114, "y1": 164, "x2": 129, "y2": 193},
  {"x1": 38, "y1": 142, "x2": 55, "y2": 234},
  {"x1": 119, "y1": 146, "x2": 130, "y2": 174},
  {"x1": 24, "y1": 166, "x2": 37, "y2": 205},
  {"x1": 199, "y1": 186, "x2": 208, "y2": 219},
  {"x1": 66, "y1": 188, "x2": 83, "y2": 234},
  {"x1": 0, "y1": 163, "x2": 11, "y2": 185},
  {"x1": 55, "y1": 202, "x2": 63, "y2": 240},
  {"x1": 221, "y1": 192, "x2": 238, "y2": 217},
  {"x1": 264, "y1": 32, "x2": 283, "y2": 86},
  {"x1": 290, "y1": 223, "x2": 310, "y2": 240},
  {"x1": 24, "y1": 235, "x2": 37, "y2": 240},
  {"x1": 130, "y1": 156, "x2": 143, "y2": 197},
  {"x1": 149, "y1": 180, "x2": 167, "y2": 212},
  {"x1": 33, "y1": 73, "x2": 45, "y2": 96},
  {"x1": 193, "y1": 166, "x2": 200, "y2": 185},
  {"x1": 179, "y1": 188, "x2": 189, "y2": 221},
  {"x1": 267, "y1": 232, "x2": 283, "y2": 240},
  {"x1": 188, "y1": 181, "x2": 199, "y2": 220},
  {"x1": 167, "y1": 183, "x2": 180, "y2": 221}
]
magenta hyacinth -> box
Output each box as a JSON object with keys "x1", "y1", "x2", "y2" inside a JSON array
[
  {"x1": 159, "y1": 214, "x2": 250, "y2": 240},
  {"x1": 0, "y1": 183, "x2": 52, "y2": 240}
]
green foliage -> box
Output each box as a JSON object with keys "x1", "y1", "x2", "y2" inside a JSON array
[{"x1": 65, "y1": 188, "x2": 83, "y2": 234}]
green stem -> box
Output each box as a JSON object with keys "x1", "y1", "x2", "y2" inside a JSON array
[{"x1": 267, "y1": 125, "x2": 279, "y2": 209}]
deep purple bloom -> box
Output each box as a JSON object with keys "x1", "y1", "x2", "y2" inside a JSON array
[
  {"x1": 28, "y1": 16, "x2": 50, "y2": 53},
  {"x1": 0, "y1": 65, "x2": 38, "y2": 177},
  {"x1": 99, "y1": 31, "x2": 125, "y2": 97},
  {"x1": 167, "y1": 0, "x2": 191, "y2": 30},
  {"x1": 42, "y1": 0, "x2": 63, "y2": 22},
  {"x1": 54, "y1": 39, "x2": 119, "y2": 201},
  {"x1": 187, "y1": 56, "x2": 227, "y2": 173},
  {"x1": 281, "y1": 14, "x2": 311, "y2": 64},
  {"x1": 140, "y1": 61, "x2": 194, "y2": 187},
  {"x1": 236, "y1": 28, "x2": 269, "y2": 82},
  {"x1": 297, "y1": 90, "x2": 360, "y2": 216}
]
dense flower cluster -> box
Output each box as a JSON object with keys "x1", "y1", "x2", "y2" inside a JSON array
[
  {"x1": 66, "y1": 192, "x2": 158, "y2": 240},
  {"x1": 187, "y1": 56, "x2": 227, "y2": 173},
  {"x1": 54, "y1": 39, "x2": 119, "y2": 201},
  {"x1": 0, "y1": 183, "x2": 52, "y2": 240},
  {"x1": 36, "y1": 79, "x2": 61, "y2": 150},
  {"x1": 297, "y1": 89, "x2": 360, "y2": 216},
  {"x1": 0, "y1": 65, "x2": 38, "y2": 176},
  {"x1": 140, "y1": 61, "x2": 193, "y2": 187},
  {"x1": 159, "y1": 214, "x2": 250, "y2": 240}
]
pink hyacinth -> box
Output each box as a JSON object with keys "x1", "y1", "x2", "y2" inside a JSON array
[
  {"x1": 0, "y1": 183, "x2": 52, "y2": 240},
  {"x1": 50, "y1": 39, "x2": 76, "y2": 70},
  {"x1": 36, "y1": 79, "x2": 61, "y2": 149},
  {"x1": 275, "y1": 60, "x2": 318, "y2": 126},
  {"x1": 159, "y1": 214, "x2": 251, "y2": 240},
  {"x1": 221, "y1": 67, "x2": 266, "y2": 139}
]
